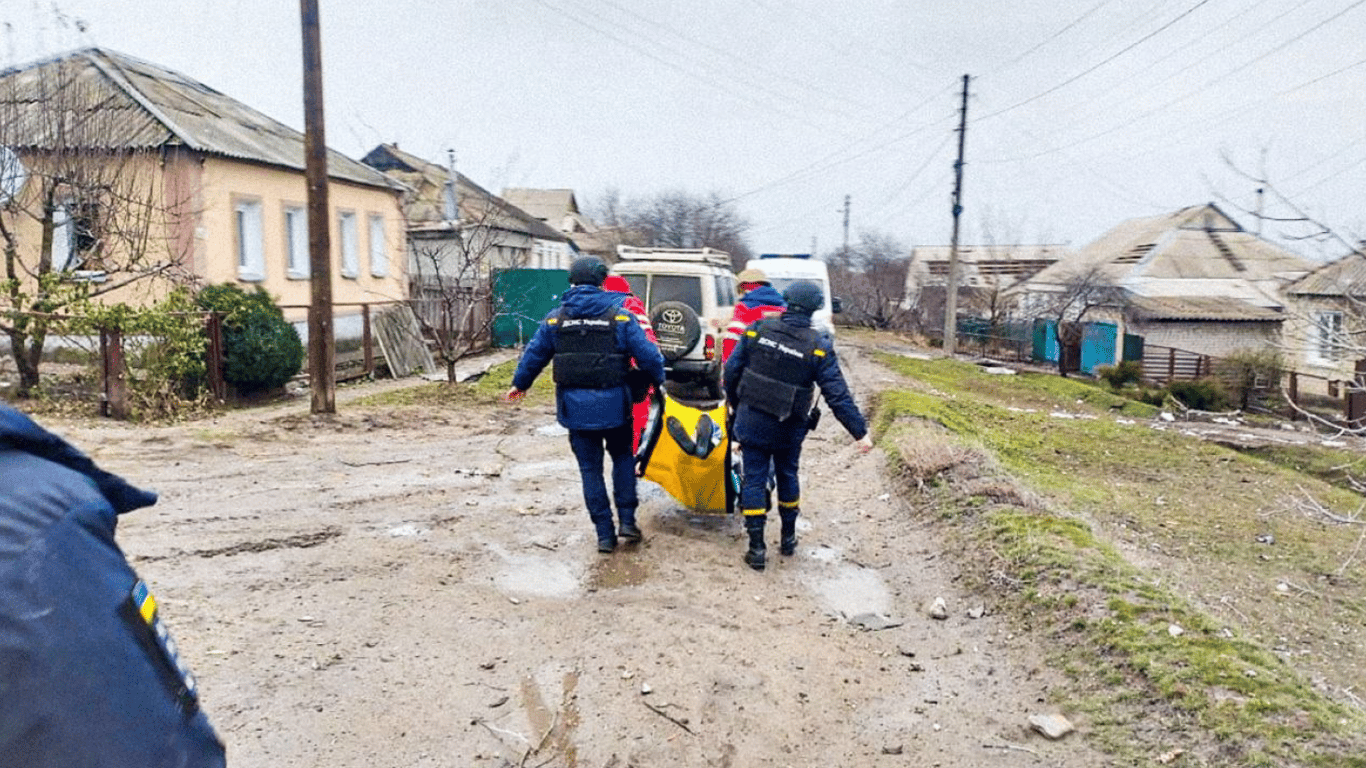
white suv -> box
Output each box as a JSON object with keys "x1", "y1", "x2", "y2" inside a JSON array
[{"x1": 610, "y1": 246, "x2": 737, "y2": 399}]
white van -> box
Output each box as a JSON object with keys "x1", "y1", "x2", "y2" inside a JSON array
[{"x1": 745, "y1": 254, "x2": 840, "y2": 337}]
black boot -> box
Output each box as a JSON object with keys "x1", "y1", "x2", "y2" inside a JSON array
[
  {"x1": 779, "y1": 507, "x2": 800, "y2": 556},
  {"x1": 743, "y1": 515, "x2": 767, "y2": 571}
]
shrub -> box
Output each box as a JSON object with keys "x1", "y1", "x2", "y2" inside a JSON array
[
  {"x1": 1215, "y1": 348, "x2": 1283, "y2": 410},
  {"x1": 1168, "y1": 377, "x2": 1231, "y2": 411},
  {"x1": 1135, "y1": 387, "x2": 1168, "y2": 407},
  {"x1": 1096, "y1": 360, "x2": 1143, "y2": 390},
  {"x1": 196, "y1": 284, "x2": 304, "y2": 394}
]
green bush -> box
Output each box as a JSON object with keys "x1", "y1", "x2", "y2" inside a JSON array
[
  {"x1": 1168, "y1": 377, "x2": 1231, "y2": 411},
  {"x1": 1135, "y1": 387, "x2": 1168, "y2": 407},
  {"x1": 196, "y1": 284, "x2": 303, "y2": 394},
  {"x1": 1215, "y1": 348, "x2": 1283, "y2": 410},
  {"x1": 1096, "y1": 360, "x2": 1143, "y2": 390}
]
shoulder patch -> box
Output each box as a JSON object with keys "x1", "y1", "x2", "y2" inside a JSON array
[
  {"x1": 615, "y1": 314, "x2": 630, "y2": 321},
  {"x1": 745, "y1": 330, "x2": 757, "y2": 337},
  {"x1": 814, "y1": 348, "x2": 826, "y2": 357},
  {"x1": 547, "y1": 317, "x2": 560, "y2": 325}
]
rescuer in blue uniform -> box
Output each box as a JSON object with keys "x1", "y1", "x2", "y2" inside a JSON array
[
  {"x1": 0, "y1": 404, "x2": 226, "y2": 768},
  {"x1": 506, "y1": 256, "x2": 667, "y2": 553},
  {"x1": 724, "y1": 280, "x2": 872, "y2": 571}
]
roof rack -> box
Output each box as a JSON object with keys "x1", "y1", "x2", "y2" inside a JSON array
[{"x1": 616, "y1": 245, "x2": 731, "y2": 267}]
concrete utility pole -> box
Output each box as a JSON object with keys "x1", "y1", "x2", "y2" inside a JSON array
[
  {"x1": 301, "y1": 0, "x2": 335, "y2": 414},
  {"x1": 841, "y1": 194, "x2": 851, "y2": 255},
  {"x1": 942, "y1": 74, "x2": 970, "y2": 356}
]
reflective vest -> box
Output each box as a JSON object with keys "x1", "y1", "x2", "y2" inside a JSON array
[
  {"x1": 736, "y1": 319, "x2": 822, "y2": 421},
  {"x1": 550, "y1": 307, "x2": 630, "y2": 388}
]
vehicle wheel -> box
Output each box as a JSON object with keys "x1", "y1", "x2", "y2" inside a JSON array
[{"x1": 650, "y1": 301, "x2": 701, "y2": 362}]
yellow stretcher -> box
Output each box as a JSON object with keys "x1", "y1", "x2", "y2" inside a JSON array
[{"x1": 635, "y1": 388, "x2": 737, "y2": 515}]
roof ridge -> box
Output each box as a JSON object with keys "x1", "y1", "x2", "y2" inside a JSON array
[{"x1": 79, "y1": 48, "x2": 201, "y2": 150}]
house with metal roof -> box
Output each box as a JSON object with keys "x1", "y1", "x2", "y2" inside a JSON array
[
  {"x1": 360, "y1": 144, "x2": 571, "y2": 277},
  {"x1": 0, "y1": 47, "x2": 407, "y2": 323},
  {"x1": 1282, "y1": 246, "x2": 1366, "y2": 383},
  {"x1": 1013, "y1": 203, "x2": 1314, "y2": 367}
]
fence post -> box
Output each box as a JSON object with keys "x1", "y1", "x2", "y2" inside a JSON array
[
  {"x1": 1288, "y1": 371, "x2": 1300, "y2": 421},
  {"x1": 205, "y1": 312, "x2": 227, "y2": 402},
  {"x1": 101, "y1": 327, "x2": 129, "y2": 420},
  {"x1": 1167, "y1": 348, "x2": 1176, "y2": 382},
  {"x1": 362, "y1": 303, "x2": 374, "y2": 376}
]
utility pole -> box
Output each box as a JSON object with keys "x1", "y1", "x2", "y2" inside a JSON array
[
  {"x1": 841, "y1": 194, "x2": 851, "y2": 255},
  {"x1": 942, "y1": 74, "x2": 970, "y2": 356},
  {"x1": 301, "y1": 0, "x2": 335, "y2": 414}
]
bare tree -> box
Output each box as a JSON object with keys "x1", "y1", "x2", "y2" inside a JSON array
[
  {"x1": 0, "y1": 49, "x2": 193, "y2": 396},
  {"x1": 619, "y1": 190, "x2": 753, "y2": 269},
  {"x1": 826, "y1": 230, "x2": 912, "y2": 330},
  {"x1": 1023, "y1": 262, "x2": 1124, "y2": 377}
]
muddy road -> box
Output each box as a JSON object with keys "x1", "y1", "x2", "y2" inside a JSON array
[{"x1": 53, "y1": 342, "x2": 1111, "y2": 767}]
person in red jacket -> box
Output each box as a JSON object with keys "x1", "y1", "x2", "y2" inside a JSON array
[
  {"x1": 604, "y1": 275, "x2": 658, "y2": 451},
  {"x1": 721, "y1": 268, "x2": 786, "y2": 362}
]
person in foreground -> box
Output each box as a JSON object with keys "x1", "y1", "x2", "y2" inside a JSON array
[
  {"x1": 0, "y1": 403, "x2": 226, "y2": 767},
  {"x1": 506, "y1": 256, "x2": 666, "y2": 553},
  {"x1": 723, "y1": 280, "x2": 872, "y2": 571}
]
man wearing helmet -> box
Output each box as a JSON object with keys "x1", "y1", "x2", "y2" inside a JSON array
[{"x1": 723, "y1": 280, "x2": 872, "y2": 571}]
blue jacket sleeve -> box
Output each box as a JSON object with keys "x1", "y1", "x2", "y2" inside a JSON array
[
  {"x1": 511, "y1": 317, "x2": 556, "y2": 391},
  {"x1": 621, "y1": 315, "x2": 666, "y2": 386},
  {"x1": 814, "y1": 346, "x2": 868, "y2": 440}
]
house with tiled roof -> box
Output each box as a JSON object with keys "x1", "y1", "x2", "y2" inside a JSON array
[{"x1": 0, "y1": 47, "x2": 408, "y2": 320}]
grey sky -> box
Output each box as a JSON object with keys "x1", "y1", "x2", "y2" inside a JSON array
[{"x1": 6, "y1": 0, "x2": 1364, "y2": 259}]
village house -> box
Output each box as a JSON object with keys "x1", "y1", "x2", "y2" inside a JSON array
[
  {"x1": 0, "y1": 47, "x2": 407, "y2": 328},
  {"x1": 903, "y1": 243, "x2": 1067, "y2": 333},
  {"x1": 501, "y1": 187, "x2": 626, "y2": 261},
  {"x1": 1012, "y1": 203, "x2": 1314, "y2": 373},
  {"x1": 1282, "y1": 246, "x2": 1366, "y2": 385}
]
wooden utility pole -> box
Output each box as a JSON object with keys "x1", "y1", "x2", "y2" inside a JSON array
[
  {"x1": 301, "y1": 0, "x2": 335, "y2": 414},
  {"x1": 942, "y1": 74, "x2": 970, "y2": 356}
]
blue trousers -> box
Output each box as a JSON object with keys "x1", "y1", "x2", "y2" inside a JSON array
[
  {"x1": 740, "y1": 442, "x2": 803, "y2": 516},
  {"x1": 568, "y1": 425, "x2": 638, "y2": 538}
]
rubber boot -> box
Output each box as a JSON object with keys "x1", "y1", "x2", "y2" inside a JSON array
[
  {"x1": 743, "y1": 514, "x2": 767, "y2": 571},
  {"x1": 779, "y1": 507, "x2": 800, "y2": 556}
]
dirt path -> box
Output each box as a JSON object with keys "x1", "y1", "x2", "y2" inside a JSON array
[{"x1": 49, "y1": 344, "x2": 1114, "y2": 768}]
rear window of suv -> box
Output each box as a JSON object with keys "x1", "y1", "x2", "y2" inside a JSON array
[{"x1": 648, "y1": 275, "x2": 703, "y2": 313}]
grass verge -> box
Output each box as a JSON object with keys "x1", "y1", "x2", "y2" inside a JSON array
[{"x1": 873, "y1": 353, "x2": 1366, "y2": 767}]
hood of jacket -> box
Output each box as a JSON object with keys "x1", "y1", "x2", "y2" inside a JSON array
[
  {"x1": 560, "y1": 285, "x2": 624, "y2": 319},
  {"x1": 0, "y1": 405, "x2": 156, "y2": 514},
  {"x1": 740, "y1": 284, "x2": 786, "y2": 310}
]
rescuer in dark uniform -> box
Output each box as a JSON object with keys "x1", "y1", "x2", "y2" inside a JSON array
[
  {"x1": 506, "y1": 256, "x2": 666, "y2": 553},
  {"x1": 0, "y1": 404, "x2": 226, "y2": 768},
  {"x1": 723, "y1": 280, "x2": 872, "y2": 571}
]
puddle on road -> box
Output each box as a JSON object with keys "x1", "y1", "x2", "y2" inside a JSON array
[
  {"x1": 808, "y1": 565, "x2": 892, "y2": 620},
  {"x1": 586, "y1": 548, "x2": 651, "y2": 590}
]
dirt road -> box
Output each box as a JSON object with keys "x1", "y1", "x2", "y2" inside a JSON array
[{"x1": 53, "y1": 342, "x2": 1113, "y2": 767}]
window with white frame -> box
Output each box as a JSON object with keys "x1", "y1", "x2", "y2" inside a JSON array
[
  {"x1": 234, "y1": 198, "x2": 265, "y2": 281},
  {"x1": 368, "y1": 214, "x2": 388, "y2": 277},
  {"x1": 1313, "y1": 311, "x2": 1344, "y2": 362},
  {"x1": 338, "y1": 210, "x2": 358, "y2": 278},
  {"x1": 284, "y1": 205, "x2": 308, "y2": 279}
]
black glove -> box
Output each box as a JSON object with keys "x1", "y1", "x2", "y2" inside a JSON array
[{"x1": 807, "y1": 406, "x2": 822, "y2": 431}]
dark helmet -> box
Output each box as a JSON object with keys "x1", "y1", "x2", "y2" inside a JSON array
[
  {"x1": 782, "y1": 280, "x2": 823, "y2": 315},
  {"x1": 568, "y1": 256, "x2": 609, "y2": 286}
]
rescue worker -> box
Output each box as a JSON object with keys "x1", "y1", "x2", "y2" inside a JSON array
[
  {"x1": 721, "y1": 268, "x2": 786, "y2": 362},
  {"x1": 506, "y1": 256, "x2": 666, "y2": 553},
  {"x1": 723, "y1": 280, "x2": 872, "y2": 571},
  {"x1": 0, "y1": 404, "x2": 226, "y2": 767},
  {"x1": 603, "y1": 275, "x2": 659, "y2": 452}
]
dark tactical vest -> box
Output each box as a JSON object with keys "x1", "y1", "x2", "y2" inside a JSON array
[
  {"x1": 550, "y1": 307, "x2": 630, "y2": 388},
  {"x1": 737, "y1": 319, "x2": 821, "y2": 421}
]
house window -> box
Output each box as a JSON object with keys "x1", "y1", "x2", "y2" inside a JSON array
[
  {"x1": 234, "y1": 198, "x2": 265, "y2": 281},
  {"x1": 284, "y1": 205, "x2": 308, "y2": 279},
  {"x1": 50, "y1": 199, "x2": 102, "y2": 273},
  {"x1": 368, "y1": 214, "x2": 388, "y2": 277},
  {"x1": 1313, "y1": 311, "x2": 1344, "y2": 362},
  {"x1": 338, "y1": 210, "x2": 358, "y2": 278}
]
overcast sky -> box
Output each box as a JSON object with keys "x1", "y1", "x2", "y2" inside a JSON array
[{"x1": 5, "y1": 0, "x2": 1364, "y2": 259}]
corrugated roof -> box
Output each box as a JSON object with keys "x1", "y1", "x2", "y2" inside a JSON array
[
  {"x1": 1127, "y1": 295, "x2": 1285, "y2": 322},
  {"x1": 0, "y1": 47, "x2": 398, "y2": 190},
  {"x1": 1285, "y1": 251, "x2": 1366, "y2": 296},
  {"x1": 1024, "y1": 203, "x2": 1312, "y2": 300},
  {"x1": 361, "y1": 144, "x2": 566, "y2": 242}
]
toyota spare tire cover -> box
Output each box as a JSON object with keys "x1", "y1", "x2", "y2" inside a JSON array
[{"x1": 650, "y1": 301, "x2": 702, "y2": 362}]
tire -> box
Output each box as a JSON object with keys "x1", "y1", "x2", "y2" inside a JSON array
[{"x1": 650, "y1": 301, "x2": 702, "y2": 362}]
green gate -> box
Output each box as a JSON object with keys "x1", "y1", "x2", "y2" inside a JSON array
[{"x1": 492, "y1": 269, "x2": 569, "y2": 347}]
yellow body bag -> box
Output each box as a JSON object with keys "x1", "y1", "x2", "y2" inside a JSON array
[{"x1": 635, "y1": 389, "x2": 736, "y2": 515}]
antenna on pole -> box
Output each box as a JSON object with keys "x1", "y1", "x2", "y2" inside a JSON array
[{"x1": 942, "y1": 74, "x2": 970, "y2": 356}]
